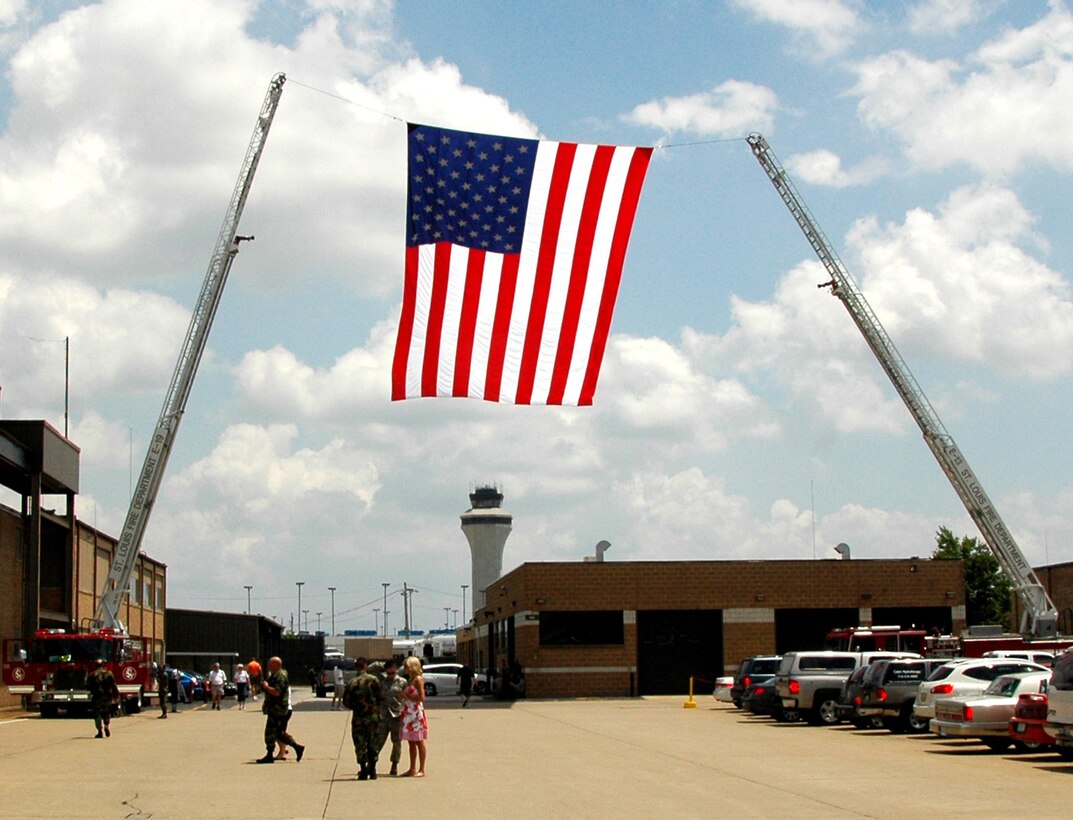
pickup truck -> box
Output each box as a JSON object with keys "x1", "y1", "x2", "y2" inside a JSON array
[
  {"x1": 775, "y1": 650, "x2": 920, "y2": 726},
  {"x1": 1044, "y1": 648, "x2": 1073, "y2": 757},
  {"x1": 856, "y1": 657, "x2": 948, "y2": 733}
]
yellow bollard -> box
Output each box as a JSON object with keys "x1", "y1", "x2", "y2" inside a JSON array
[{"x1": 683, "y1": 676, "x2": 697, "y2": 708}]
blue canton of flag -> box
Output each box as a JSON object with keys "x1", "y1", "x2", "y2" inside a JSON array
[{"x1": 407, "y1": 125, "x2": 538, "y2": 253}]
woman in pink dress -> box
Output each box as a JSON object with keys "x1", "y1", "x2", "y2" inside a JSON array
[{"x1": 400, "y1": 656, "x2": 428, "y2": 777}]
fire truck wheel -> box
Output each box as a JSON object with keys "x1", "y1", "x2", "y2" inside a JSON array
[
  {"x1": 39, "y1": 704, "x2": 58, "y2": 719},
  {"x1": 123, "y1": 691, "x2": 143, "y2": 715}
]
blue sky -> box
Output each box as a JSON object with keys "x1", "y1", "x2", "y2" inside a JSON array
[{"x1": 1, "y1": 0, "x2": 1071, "y2": 633}]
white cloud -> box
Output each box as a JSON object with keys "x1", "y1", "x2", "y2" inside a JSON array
[
  {"x1": 847, "y1": 183, "x2": 1073, "y2": 377},
  {"x1": 905, "y1": 0, "x2": 988, "y2": 35},
  {"x1": 852, "y1": 3, "x2": 1073, "y2": 175},
  {"x1": 732, "y1": 0, "x2": 863, "y2": 57},
  {"x1": 784, "y1": 148, "x2": 888, "y2": 187},
  {"x1": 625, "y1": 80, "x2": 778, "y2": 138}
]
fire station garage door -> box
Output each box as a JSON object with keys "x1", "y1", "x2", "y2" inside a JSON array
[{"x1": 637, "y1": 610, "x2": 722, "y2": 696}]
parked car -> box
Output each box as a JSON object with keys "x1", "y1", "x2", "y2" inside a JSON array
[
  {"x1": 1042, "y1": 648, "x2": 1073, "y2": 757},
  {"x1": 856, "y1": 657, "x2": 949, "y2": 734},
  {"x1": 742, "y1": 676, "x2": 800, "y2": 722},
  {"x1": 982, "y1": 649, "x2": 1055, "y2": 667},
  {"x1": 421, "y1": 663, "x2": 489, "y2": 697},
  {"x1": 930, "y1": 671, "x2": 1050, "y2": 751},
  {"x1": 914, "y1": 658, "x2": 1049, "y2": 724},
  {"x1": 1008, "y1": 691, "x2": 1055, "y2": 750},
  {"x1": 730, "y1": 655, "x2": 781, "y2": 708},
  {"x1": 835, "y1": 665, "x2": 881, "y2": 728},
  {"x1": 712, "y1": 676, "x2": 735, "y2": 703},
  {"x1": 316, "y1": 657, "x2": 357, "y2": 698}
]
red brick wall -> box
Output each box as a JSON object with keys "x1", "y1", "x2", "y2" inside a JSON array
[{"x1": 462, "y1": 559, "x2": 965, "y2": 698}]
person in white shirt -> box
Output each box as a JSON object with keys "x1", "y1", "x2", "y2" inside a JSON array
[
  {"x1": 331, "y1": 664, "x2": 345, "y2": 710},
  {"x1": 233, "y1": 664, "x2": 250, "y2": 710},
  {"x1": 207, "y1": 663, "x2": 227, "y2": 710}
]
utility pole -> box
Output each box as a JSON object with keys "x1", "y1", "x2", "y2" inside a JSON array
[
  {"x1": 328, "y1": 586, "x2": 336, "y2": 636},
  {"x1": 296, "y1": 581, "x2": 304, "y2": 633},
  {"x1": 403, "y1": 582, "x2": 410, "y2": 638},
  {"x1": 444, "y1": 607, "x2": 450, "y2": 629},
  {"x1": 316, "y1": 611, "x2": 322, "y2": 633},
  {"x1": 461, "y1": 584, "x2": 468, "y2": 625},
  {"x1": 374, "y1": 608, "x2": 380, "y2": 635},
  {"x1": 452, "y1": 609, "x2": 458, "y2": 629},
  {"x1": 382, "y1": 582, "x2": 390, "y2": 637},
  {"x1": 244, "y1": 585, "x2": 252, "y2": 614}
]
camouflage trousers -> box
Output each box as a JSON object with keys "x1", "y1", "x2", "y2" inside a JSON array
[
  {"x1": 377, "y1": 716, "x2": 402, "y2": 766},
  {"x1": 351, "y1": 717, "x2": 383, "y2": 767},
  {"x1": 264, "y1": 710, "x2": 294, "y2": 750}
]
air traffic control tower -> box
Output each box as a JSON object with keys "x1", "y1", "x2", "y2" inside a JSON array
[{"x1": 461, "y1": 486, "x2": 512, "y2": 613}]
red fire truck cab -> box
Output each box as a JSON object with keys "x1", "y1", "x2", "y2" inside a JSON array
[{"x1": 2, "y1": 628, "x2": 150, "y2": 717}]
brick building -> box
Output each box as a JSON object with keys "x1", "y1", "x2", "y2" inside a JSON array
[
  {"x1": 459, "y1": 558, "x2": 966, "y2": 698},
  {"x1": 1013, "y1": 562, "x2": 1073, "y2": 636},
  {"x1": 0, "y1": 420, "x2": 166, "y2": 709}
]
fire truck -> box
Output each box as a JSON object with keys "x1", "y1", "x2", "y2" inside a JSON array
[
  {"x1": 2, "y1": 629, "x2": 149, "y2": 717},
  {"x1": 1, "y1": 74, "x2": 286, "y2": 716}
]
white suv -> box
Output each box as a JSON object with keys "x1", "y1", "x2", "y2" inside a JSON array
[
  {"x1": 1044, "y1": 649, "x2": 1073, "y2": 756},
  {"x1": 913, "y1": 658, "x2": 1049, "y2": 722}
]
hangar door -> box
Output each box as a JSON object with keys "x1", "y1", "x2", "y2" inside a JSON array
[
  {"x1": 637, "y1": 610, "x2": 722, "y2": 696},
  {"x1": 775, "y1": 608, "x2": 858, "y2": 653}
]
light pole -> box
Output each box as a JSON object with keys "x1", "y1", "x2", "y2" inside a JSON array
[
  {"x1": 302, "y1": 609, "x2": 309, "y2": 633},
  {"x1": 452, "y1": 608, "x2": 458, "y2": 628},
  {"x1": 382, "y1": 583, "x2": 390, "y2": 636},
  {"x1": 295, "y1": 581, "x2": 304, "y2": 634},
  {"x1": 444, "y1": 607, "x2": 450, "y2": 629},
  {"x1": 328, "y1": 586, "x2": 336, "y2": 636},
  {"x1": 374, "y1": 608, "x2": 380, "y2": 635},
  {"x1": 461, "y1": 584, "x2": 468, "y2": 625},
  {"x1": 244, "y1": 585, "x2": 252, "y2": 614},
  {"x1": 316, "y1": 611, "x2": 323, "y2": 633}
]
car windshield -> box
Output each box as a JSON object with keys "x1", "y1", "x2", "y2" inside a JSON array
[{"x1": 30, "y1": 638, "x2": 111, "y2": 663}]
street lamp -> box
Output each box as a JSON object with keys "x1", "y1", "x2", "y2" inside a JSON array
[
  {"x1": 302, "y1": 609, "x2": 309, "y2": 633},
  {"x1": 374, "y1": 608, "x2": 380, "y2": 635},
  {"x1": 452, "y1": 608, "x2": 458, "y2": 629},
  {"x1": 244, "y1": 585, "x2": 252, "y2": 614},
  {"x1": 461, "y1": 584, "x2": 468, "y2": 625},
  {"x1": 296, "y1": 581, "x2": 305, "y2": 633},
  {"x1": 328, "y1": 586, "x2": 336, "y2": 636},
  {"x1": 444, "y1": 607, "x2": 450, "y2": 629},
  {"x1": 316, "y1": 611, "x2": 322, "y2": 633},
  {"x1": 382, "y1": 583, "x2": 390, "y2": 636}
]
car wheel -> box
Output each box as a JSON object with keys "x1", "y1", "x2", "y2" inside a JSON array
[
  {"x1": 905, "y1": 705, "x2": 930, "y2": 734},
  {"x1": 1056, "y1": 747, "x2": 1073, "y2": 760},
  {"x1": 810, "y1": 695, "x2": 841, "y2": 726},
  {"x1": 982, "y1": 737, "x2": 1012, "y2": 752},
  {"x1": 424, "y1": 682, "x2": 437, "y2": 697},
  {"x1": 732, "y1": 698, "x2": 742, "y2": 709},
  {"x1": 39, "y1": 703, "x2": 58, "y2": 719},
  {"x1": 1014, "y1": 740, "x2": 1042, "y2": 752}
]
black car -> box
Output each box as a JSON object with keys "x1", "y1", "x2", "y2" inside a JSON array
[
  {"x1": 731, "y1": 655, "x2": 782, "y2": 708},
  {"x1": 836, "y1": 664, "x2": 882, "y2": 728},
  {"x1": 743, "y1": 675, "x2": 800, "y2": 722}
]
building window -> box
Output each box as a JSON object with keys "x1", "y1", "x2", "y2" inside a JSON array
[
  {"x1": 155, "y1": 575, "x2": 165, "y2": 611},
  {"x1": 539, "y1": 611, "x2": 624, "y2": 646}
]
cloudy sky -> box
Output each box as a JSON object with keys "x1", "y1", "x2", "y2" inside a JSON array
[{"x1": 1, "y1": 0, "x2": 1071, "y2": 635}]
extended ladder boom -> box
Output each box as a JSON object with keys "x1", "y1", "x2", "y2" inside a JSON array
[
  {"x1": 95, "y1": 73, "x2": 286, "y2": 630},
  {"x1": 747, "y1": 133, "x2": 1058, "y2": 638}
]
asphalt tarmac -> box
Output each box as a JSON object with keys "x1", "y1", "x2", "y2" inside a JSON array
[{"x1": 0, "y1": 690, "x2": 1070, "y2": 818}]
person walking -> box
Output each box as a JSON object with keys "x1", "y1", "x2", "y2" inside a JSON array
[
  {"x1": 154, "y1": 663, "x2": 169, "y2": 719},
  {"x1": 343, "y1": 658, "x2": 385, "y2": 780},
  {"x1": 207, "y1": 663, "x2": 227, "y2": 710},
  {"x1": 247, "y1": 658, "x2": 262, "y2": 701},
  {"x1": 399, "y1": 656, "x2": 428, "y2": 777},
  {"x1": 87, "y1": 659, "x2": 119, "y2": 739},
  {"x1": 457, "y1": 662, "x2": 475, "y2": 707},
  {"x1": 234, "y1": 664, "x2": 250, "y2": 710},
  {"x1": 256, "y1": 657, "x2": 305, "y2": 764},
  {"x1": 331, "y1": 663, "x2": 345, "y2": 710},
  {"x1": 378, "y1": 658, "x2": 406, "y2": 776}
]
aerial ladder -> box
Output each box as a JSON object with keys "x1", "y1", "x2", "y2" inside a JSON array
[
  {"x1": 747, "y1": 133, "x2": 1059, "y2": 639},
  {"x1": 93, "y1": 73, "x2": 287, "y2": 630}
]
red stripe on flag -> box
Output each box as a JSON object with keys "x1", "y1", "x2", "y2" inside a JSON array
[
  {"x1": 546, "y1": 145, "x2": 614, "y2": 405},
  {"x1": 483, "y1": 253, "x2": 520, "y2": 403},
  {"x1": 453, "y1": 249, "x2": 485, "y2": 397},
  {"x1": 515, "y1": 142, "x2": 577, "y2": 405},
  {"x1": 421, "y1": 243, "x2": 452, "y2": 396},
  {"x1": 579, "y1": 147, "x2": 653, "y2": 406},
  {"x1": 392, "y1": 245, "x2": 421, "y2": 400}
]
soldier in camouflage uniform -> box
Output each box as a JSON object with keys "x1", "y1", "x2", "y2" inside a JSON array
[
  {"x1": 257, "y1": 657, "x2": 305, "y2": 764},
  {"x1": 377, "y1": 657, "x2": 407, "y2": 776},
  {"x1": 343, "y1": 657, "x2": 385, "y2": 780},
  {"x1": 87, "y1": 660, "x2": 118, "y2": 738}
]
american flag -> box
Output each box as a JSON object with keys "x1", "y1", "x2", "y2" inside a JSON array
[{"x1": 392, "y1": 123, "x2": 652, "y2": 405}]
